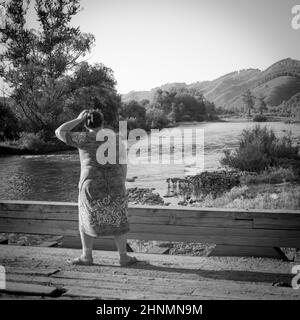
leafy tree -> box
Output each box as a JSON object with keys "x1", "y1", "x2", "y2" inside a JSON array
[
  {"x1": 256, "y1": 94, "x2": 267, "y2": 115},
  {"x1": 120, "y1": 100, "x2": 146, "y2": 129},
  {"x1": 0, "y1": 100, "x2": 19, "y2": 141},
  {"x1": 66, "y1": 62, "x2": 120, "y2": 129},
  {"x1": 0, "y1": 0, "x2": 95, "y2": 133},
  {"x1": 146, "y1": 108, "x2": 169, "y2": 129},
  {"x1": 242, "y1": 89, "x2": 254, "y2": 116}
]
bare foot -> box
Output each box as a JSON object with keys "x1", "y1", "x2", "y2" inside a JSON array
[
  {"x1": 67, "y1": 256, "x2": 93, "y2": 266},
  {"x1": 119, "y1": 255, "x2": 138, "y2": 267}
]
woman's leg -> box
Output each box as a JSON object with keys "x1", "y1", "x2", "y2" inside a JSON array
[
  {"x1": 79, "y1": 228, "x2": 94, "y2": 261},
  {"x1": 68, "y1": 228, "x2": 94, "y2": 265},
  {"x1": 114, "y1": 233, "x2": 137, "y2": 266}
]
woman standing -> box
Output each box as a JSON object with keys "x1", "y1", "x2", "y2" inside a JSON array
[{"x1": 55, "y1": 109, "x2": 137, "y2": 266}]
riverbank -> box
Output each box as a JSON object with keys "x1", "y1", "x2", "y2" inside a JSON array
[
  {"x1": 1, "y1": 117, "x2": 299, "y2": 157},
  {"x1": 219, "y1": 114, "x2": 300, "y2": 123},
  {"x1": 0, "y1": 140, "x2": 73, "y2": 157}
]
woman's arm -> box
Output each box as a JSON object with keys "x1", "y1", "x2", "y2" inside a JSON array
[{"x1": 55, "y1": 110, "x2": 88, "y2": 143}]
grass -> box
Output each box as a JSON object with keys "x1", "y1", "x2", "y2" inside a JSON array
[
  {"x1": 192, "y1": 184, "x2": 300, "y2": 210},
  {"x1": 241, "y1": 167, "x2": 299, "y2": 185}
]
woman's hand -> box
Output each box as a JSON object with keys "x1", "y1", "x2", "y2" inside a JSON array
[{"x1": 77, "y1": 109, "x2": 89, "y2": 121}]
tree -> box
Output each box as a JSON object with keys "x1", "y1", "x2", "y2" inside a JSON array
[
  {"x1": 66, "y1": 62, "x2": 120, "y2": 129},
  {"x1": 0, "y1": 100, "x2": 19, "y2": 141},
  {"x1": 120, "y1": 100, "x2": 146, "y2": 129},
  {"x1": 242, "y1": 89, "x2": 254, "y2": 116},
  {"x1": 146, "y1": 108, "x2": 169, "y2": 129},
  {"x1": 0, "y1": 0, "x2": 95, "y2": 133},
  {"x1": 256, "y1": 94, "x2": 267, "y2": 115}
]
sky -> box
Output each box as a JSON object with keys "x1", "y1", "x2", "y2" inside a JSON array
[{"x1": 2, "y1": 0, "x2": 300, "y2": 94}]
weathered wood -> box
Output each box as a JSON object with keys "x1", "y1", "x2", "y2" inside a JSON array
[
  {"x1": 6, "y1": 268, "x2": 60, "y2": 276},
  {"x1": 2, "y1": 244, "x2": 298, "y2": 300},
  {"x1": 1, "y1": 217, "x2": 300, "y2": 248},
  {"x1": 0, "y1": 281, "x2": 60, "y2": 297},
  {"x1": 1, "y1": 245, "x2": 296, "y2": 278},
  {"x1": 209, "y1": 245, "x2": 288, "y2": 260},
  {"x1": 36, "y1": 241, "x2": 59, "y2": 248},
  {"x1": 2, "y1": 250, "x2": 299, "y2": 300},
  {"x1": 127, "y1": 232, "x2": 300, "y2": 248},
  {"x1": 253, "y1": 217, "x2": 300, "y2": 230},
  {"x1": 1, "y1": 200, "x2": 300, "y2": 259},
  {"x1": 0, "y1": 218, "x2": 78, "y2": 236}
]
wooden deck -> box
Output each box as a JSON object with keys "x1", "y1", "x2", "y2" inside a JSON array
[{"x1": 1, "y1": 245, "x2": 300, "y2": 300}]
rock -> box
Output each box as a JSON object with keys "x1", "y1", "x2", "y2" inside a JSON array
[{"x1": 127, "y1": 187, "x2": 164, "y2": 205}]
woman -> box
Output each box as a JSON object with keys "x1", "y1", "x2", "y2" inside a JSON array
[{"x1": 55, "y1": 109, "x2": 137, "y2": 266}]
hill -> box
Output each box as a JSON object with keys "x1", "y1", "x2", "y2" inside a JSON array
[{"x1": 122, "y1": 58, "x2": 300, "y2": 112}]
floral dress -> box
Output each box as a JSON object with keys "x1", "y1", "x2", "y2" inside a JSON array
[{"x1": 65, "y1": 131, "x2": 129, "y2": 237}]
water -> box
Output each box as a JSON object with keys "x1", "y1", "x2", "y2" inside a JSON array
[{"x1": 0, "y1": 121, "x2": 299, "y2": 202}]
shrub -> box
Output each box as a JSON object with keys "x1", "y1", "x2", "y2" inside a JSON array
[
  {"x1": 181, "y1": 115, "x2": 192, "y2": 122},
  {"x1": 253, "y1": 114, "x2": 268, "y2": 122},
  {"x1": 221, "y1": 125, "x2": 299, "y2": 172},
  {"x1": 146, "y1": 108, "x2": 170, "y2": 129},
  {"x1": 17, "y1": 132, "x2": 48, "y2": 152},
  {"x1": 241, "y1": 167, "x2": 298, "y2": 184}
]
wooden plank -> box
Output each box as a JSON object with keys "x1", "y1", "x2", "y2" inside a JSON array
[
  {"x1": 0, "y1": 210, "x2": 77, "y2": 221},
  {"x1": 126, "y1": 232, "x2": 300, "y2": 248},
  {"x1": 6, "y1": 272, "x2": 300, "y2": 300},
  {"x1": 0, "y1": 201, "x2": 76, "y2": 213},
  {"x1": 0, "y1": 281, "x2": 60, "y2": 297},
  {"x1": 209, "y1": 245, "x2": 288, "y2": 260},
  {"x1": 0, "y1": 211, "x2": 254, "y2": 228},
  {"x1": 1, "y1": 200, "x2": 300, "y2": 218},
  {"x1": 253, "y1": 217, "x2": 300, "y2": 230},
  {"x1": 1, "y1": 245, "x2": 296, "y2": 277},
  {"x1": 128, "y1": 223, "x2": 300, "y2": 240},
  {"x1": 6, "y1": 268, "x2": 60, "y2": 276},
  {"x1": 0, "y1": 217, "x2": 299, "y2": 248},
  {"x1": 63, "y1": 286, "x2": 194, "y2": 300},
  {"x1": 51, "y1": 268, "x2": 292, "y2": 285},
  {"x1": 1, "y1": 217, "x2": 300, "y2": 247},
  {"x1": 6, "y1": 273, "x2": 196, "y2": 296},
  {"x1": 0, "y1": 219, "x2": 79, "y2": 236},
  {"x1": 129, "y1": 215, "x2": 253, "y2": 228},
  {"x1": 36, "y1": 241, "x2": 59, "y2": 248}
]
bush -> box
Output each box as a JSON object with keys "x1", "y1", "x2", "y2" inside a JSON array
[
  {"x1": 221, "y1": 125, "x2": 299, "y2": 172},
  {"x1": 241, "y1": 167, "x2": 298, "y2": 184},
  {"x1": 181, "y1": 115, "x2": 192, "y2": 122},
  {"x1": 17, "y1": 132, "x2": 48, "y2": 152},
  {"x1": 253, "y1": 114, "x2": 268, "y2": 122},
  {"x1": 146, "y1": 108, "x2": 170, "y2": 129}
]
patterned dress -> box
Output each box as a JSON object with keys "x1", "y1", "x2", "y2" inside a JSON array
[{"x1": 65, "y1": 131, "x2": 130, "y2": 237}]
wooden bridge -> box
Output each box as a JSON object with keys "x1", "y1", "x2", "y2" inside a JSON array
[{"x1": 0, "y1": 200, "x2": 300, "y2": 299}]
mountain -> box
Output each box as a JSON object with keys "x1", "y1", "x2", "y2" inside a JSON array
[{"x1": 122, "y1": 58, "x2": 300, "y2": 111}]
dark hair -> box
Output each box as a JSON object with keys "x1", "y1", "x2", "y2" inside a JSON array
[{"x1": 85, "y1": 109, "x2": 104, "y2": 129}]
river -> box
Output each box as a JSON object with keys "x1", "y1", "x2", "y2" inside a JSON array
[{"x1": 0, "y1": 121, "x2": 299, "y2": 202}]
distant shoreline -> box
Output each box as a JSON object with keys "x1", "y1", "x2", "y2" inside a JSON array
[{"x1": 1, "y1": 117, "x2": 299, "y2": 157}]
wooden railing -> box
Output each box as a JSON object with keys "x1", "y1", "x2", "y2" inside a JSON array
[{"x1": 0, "y1": 200, "x2": 300, "y2": 259}]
